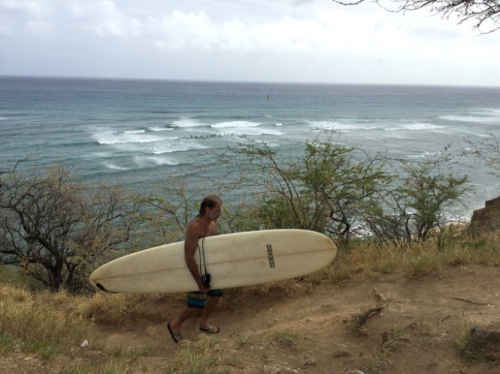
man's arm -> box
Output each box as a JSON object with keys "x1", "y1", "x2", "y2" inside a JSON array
[{"x1": 184, "y1": 222, "x2": 209, "y2": 293}]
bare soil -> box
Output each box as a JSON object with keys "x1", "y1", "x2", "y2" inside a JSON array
[{"x1": 3, "y1": 265, "x2": 500, "y2": 373}]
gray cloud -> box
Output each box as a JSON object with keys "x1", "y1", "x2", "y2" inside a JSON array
[{"x1": 0, "y1": 0, "x2": 499, "y2": 86}]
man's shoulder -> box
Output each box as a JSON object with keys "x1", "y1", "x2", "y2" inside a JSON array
[{"x1": 186, "y1": 217, "x2": 202, "y2": 233}]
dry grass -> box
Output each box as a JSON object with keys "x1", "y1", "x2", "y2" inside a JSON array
[
  {"x1": 0, "y1": 284, "x2": 101, "y2": 361},
  {"x1": 326, "y1": 230, "x2": 500, "y2": 281},
  {"x1": 77, "y1": 292, "x2": 155, "y2": 326}
]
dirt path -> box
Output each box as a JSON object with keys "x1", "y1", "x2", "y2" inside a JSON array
[{"x1": 103, "y1": 265, "x2": 500, "y2": 373}]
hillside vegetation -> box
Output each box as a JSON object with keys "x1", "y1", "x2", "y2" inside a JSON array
[
  {"x1": 1, "y1": 229, "x2": 500, "y2": 373},
  {"x1": 2, "y1": 135, "x2": 500, "y2": 372}
]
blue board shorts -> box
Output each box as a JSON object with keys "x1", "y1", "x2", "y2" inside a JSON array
[{"x1": 187, "y1": 289, "x2": 224, "y2": 309}]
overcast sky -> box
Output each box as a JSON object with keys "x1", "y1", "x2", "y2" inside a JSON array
[{"x1": 1, "y1": 0, "x2": 499, "y2": 86}]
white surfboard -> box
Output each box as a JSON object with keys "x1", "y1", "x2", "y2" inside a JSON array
[{"x1": 89, "y1": 229, "x2": 337, "y2": 293}]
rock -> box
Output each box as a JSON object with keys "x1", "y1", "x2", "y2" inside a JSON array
[
  {"x1": 463, "y1": 328, "x2": 500, "y2": 360},
  {"x1": 381, "y1": 337, "x2": 410, "y2": 352},
  {"x1": 332, "y1": 350, "x2": 351, "y2": 358},
  {"x1": 303, "y1": 357, "x2": 316, "y2": 366},
  {"x1": 470, "y1": 196, "x2": 500, "y2": 233},
  {"x1": 372, "y1": 288, "x2": 387, "y2": 304}
]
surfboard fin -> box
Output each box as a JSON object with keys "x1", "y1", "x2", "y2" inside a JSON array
[{"x1": 95, "y1": 282, "x2": 116, "y2": 293}]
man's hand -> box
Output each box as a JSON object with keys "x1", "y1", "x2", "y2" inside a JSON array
[{"x1": 199, "y1": 284, "x2": 210, "y2": 293}]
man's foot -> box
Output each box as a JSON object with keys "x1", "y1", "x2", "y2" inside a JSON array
[
  {"x1": 200, "y1": 325, "x2": 221, "y2": 334},
  {"x1": 167, "y1": 322, "x2": 184, "y2": 343}
]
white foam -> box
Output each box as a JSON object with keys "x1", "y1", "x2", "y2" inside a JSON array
[
  {"x1": 92, "y1": 130, "x2": 162, "y2": 145},
  {"x1": 471, "y1": 107, "x2": 500, "y2": 116},
  {"x1": 210, "y1": 121, "x2": 283, "y2": 136},
  {"x1": 103, "y1": 162, "x2": 129, "y2": 171},
  {"x1": 408, "y1": 151, "x2": 439, "y2": 158},
  {"x1": 218, "y1": 127, "x2": 283, "y2": 136},
  {"x1": 172, "y1": 118, "x2": 205, "y2": 127},
  {"x1": 124, "y1": 130, "x2": 145, "y2": 134},
  {"x1": 253, "y1": 129, "x2": 282, "y2": 136},
  {"x1": 255, "y1": 140, "x2": 280, "y2": 147},
  {"x1": 150, "y1": 126, "x2": 173, "y2": 132},
  {"x1": 151, "y1": 141, "x2": 208, "y2": 154},
  {"x1": 440, "y1": 115, "x2": 499, "y2": 124},
  {"x1": 211, "y1": 121, "x2": 261, "y2": 128},
  {"x1": 134, "y1": 155, "x2": 179, "y2": 166},
  {"x1": 91, "y1": 152, "x2": 113, "y2": 158},
  {"x1": 309, "y1": 121, "x2": 363, "y2": 132},
  {"x1": 399, "y1": 123, "x2": 445, "y2": 131}
]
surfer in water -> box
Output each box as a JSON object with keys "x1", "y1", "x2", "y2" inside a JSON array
[{"x1": 168, "y1": 195, "x2": 223, "y2": 343}]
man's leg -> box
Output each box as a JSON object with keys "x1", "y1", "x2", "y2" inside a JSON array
[
  {"x1": 199, "y1": 289, "x2": 223, "y2": 331},
  {"x1": 169, "y1": 307, "x2": 197, "y2": 336},
  {"x1": 199, "y1": 296, "x2": 220, "y2": 329},
  {"x1": 169, "y1": 292, "x2": 207, "y2": 338}
]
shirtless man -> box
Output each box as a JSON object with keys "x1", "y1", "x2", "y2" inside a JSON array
[{"x1": 167, "y1": 195, "x2": 223, "y2": 343}]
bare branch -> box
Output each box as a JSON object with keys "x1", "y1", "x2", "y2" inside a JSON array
[{"x1": 332, "y1": 0, "x2": 500, "y2": 33}]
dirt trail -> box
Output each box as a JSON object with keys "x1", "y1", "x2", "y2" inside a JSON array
[{"x1": 110, "y1": 265, "x2": 500, "y2": 373}]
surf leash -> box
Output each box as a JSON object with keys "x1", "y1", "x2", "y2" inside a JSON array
[{"x1": 198, "y1": 237, "x2": 211, "y2": 289}]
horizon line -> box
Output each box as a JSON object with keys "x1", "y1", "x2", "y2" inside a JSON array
[{"x1": 1, "y1": 74, "x2": 499, "y2": 90}]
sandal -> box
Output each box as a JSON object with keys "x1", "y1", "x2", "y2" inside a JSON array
[
  {"x1": 167, "y1": 322, "x2": 184, "y2": 343},
  {"x1": 200, "y1": 325, "x2": 221, "y2": 334}
]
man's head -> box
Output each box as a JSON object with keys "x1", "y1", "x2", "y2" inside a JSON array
[{"x1": 199, "y1": 195, "x2": 222, "y2": 221}]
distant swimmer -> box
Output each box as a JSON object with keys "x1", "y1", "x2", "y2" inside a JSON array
[{"x1": 266, "y1": 95, "x2": 269, "y2": 100}]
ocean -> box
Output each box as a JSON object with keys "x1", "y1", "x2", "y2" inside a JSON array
[{"x1": 1, "y1": 76, "x2": 500, "y2": 216}]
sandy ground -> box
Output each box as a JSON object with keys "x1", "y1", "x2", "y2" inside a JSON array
[{"x1": 2, "y1": 265, "x2": 500, "y2": 373}]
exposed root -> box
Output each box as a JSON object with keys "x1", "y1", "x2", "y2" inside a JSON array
[
  {"x1": 353, "y1": 305, "x2": 386, "y2": 328},
  {"x1": 452, "y1": 297, "x2": 489, "y2": 306}
]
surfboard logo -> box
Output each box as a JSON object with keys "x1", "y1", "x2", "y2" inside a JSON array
[{"x1": 266, "y1": 244, "x2": 275, "y2": 268}]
